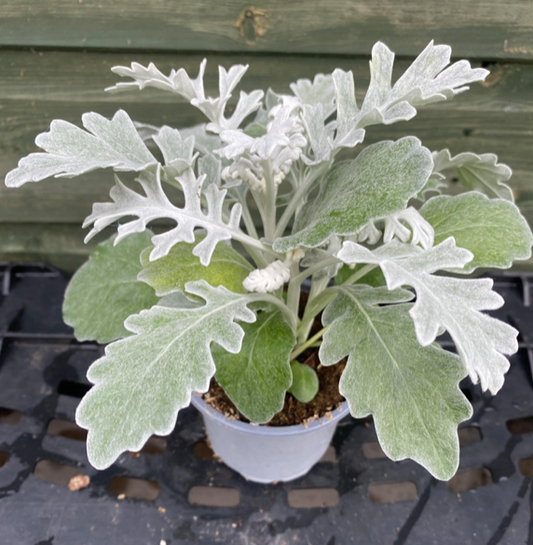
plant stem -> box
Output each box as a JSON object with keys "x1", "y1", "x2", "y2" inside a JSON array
[
  {"x1": 286, "y1": 261, "x2": 302, "y2": 321},
  {"x1": 341, "y1": 264, "x2": 377, "y2": 286},
  {"x1": 274, "y1": 163, "x2": 328, "y2": 239},
  {"x1": 297, "y1": 288, "x2": 336, "y2": 339},
  {"x1": 297, "y1": 275, "x2": 329, "y2": 344},
  {"x1": 296, "y1": 264, "x2": 378, "y2": 339},
  {"x1": 238, "y1": 193, "x2": 259, "y2": 240},
  {"x1": 291, "y1": 325, "x2": 329, "y2": 360},
  {"x1": 250, "y1": 293, "x2": 297, "y2": 332},
  {"x1": 291, "y1": 257, "x2": 340, "y2": 285},
  {"x1": 262, "y1": 161, "x2": 277, "y2": 242}
]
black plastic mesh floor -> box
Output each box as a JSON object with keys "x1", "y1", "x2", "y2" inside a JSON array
[{"x1": 1, "y1": 263, "x2": 533, "y2": 545}]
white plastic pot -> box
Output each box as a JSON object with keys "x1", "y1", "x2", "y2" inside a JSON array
[{"x1": 191, "y1": 394, "x2": 349, "y2": 483}]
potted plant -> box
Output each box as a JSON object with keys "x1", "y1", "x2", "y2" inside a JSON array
[{"x1": 5, "y1": 41, "x2": 533, "y2": 483}]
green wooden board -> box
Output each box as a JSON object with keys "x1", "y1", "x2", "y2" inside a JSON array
[{"x1": 0, "y1": 1, "x2": 533, "y2": 59}]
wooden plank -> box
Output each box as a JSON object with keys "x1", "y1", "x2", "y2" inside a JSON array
[
  {"x1": 1, "y1": 50, "x2": 532, "y2": 111},
  {"x1": 1, "y1": 1, "x2": 533, "y2": 59},
  {"x1": 0, "y1": 223, "x2": 111, "y2": 271}
]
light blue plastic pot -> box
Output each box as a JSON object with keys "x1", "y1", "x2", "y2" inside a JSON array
[{"x1": 191, "y1": 394, "x2": 350, "y2": 483}]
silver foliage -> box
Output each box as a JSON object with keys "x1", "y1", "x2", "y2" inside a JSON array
[
  {"x1": 6, "y1": 110, "x2": 157, "y2": 187},
  {"x1": 337, "y1": 238, "x2": 519, "y2": 394},
  {"x1": 83, "y1": 166, "x2": 243, "y2": 266},
  {"x1": 357, "y1": 41, "x2": 489, "y2": 128},
  {"x1": 432, "y1": 149, "x2": 514, "y2": 201}
]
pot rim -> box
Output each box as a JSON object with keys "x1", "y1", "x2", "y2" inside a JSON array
[{"x1": 190, "y1": 393, "x2": 350, "y2": 437}]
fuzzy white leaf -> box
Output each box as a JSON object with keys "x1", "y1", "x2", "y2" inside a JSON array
[
  {"x1": 75, "y1": 280, "x2": 256, "y2": 469},
  {"x1": 6, "y1": 110, "x2": 157, "y2": 188},
  {"x1": 106, "y1": 60, "x2": 207, "y2": 100},
  {"x1": 152, "y1": 126, "x2": 197, "y2": 174},
  {"x1": 383, "y1": 207, "x2": 435, "y2": 249},
  {"x1": 206, "y1": 90, "x2": 265, "y2": 133},
  {"x1": 243, "y1": 261, "x2": 291, "y2": 293},
  {"x1": 332, "y1": 69, "x2": 366, "y2": 148},
  {"x1": 198, "y1": 153, "x2": 222, "y2": 189},
  {"x1": 83, "y1": 166, "x2": 243, "y2": 266},
  {"x1": 301, "y1": 104, "x2": 333, "y2": 164},
  {"x1": 108, "y1": 60, "x2": 262, "y2": 133},
  {"x1": 357, "y1": 41, "x2": 489, "y2": 128},
  {"x1": 337, "y1": 238, "x2": 518, "y2": 394},
  {"x1": 432, "y1": 149, "x2": 513, "y2": 201},
  {"x1": 290, "y1": 74, "x2": 337, "y2": 119}
]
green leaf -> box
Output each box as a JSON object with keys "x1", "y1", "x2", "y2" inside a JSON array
[
  {"x1": 421, "y1": 192, "x2": 533, "y2": 273},
  {"x1": 213, "y1": 310, "x2": 295, "y2": 423},
  {"x1": 335, "y1": 263, "x2": 386, "y2": 286},
  {"x1": 75, "y1": 280, "x2": 257, "y2": 469},
  {"x1": 320, "y1": 284, "x2": 472, "y2": 480},
  {"x1": 273, "y1": 137, "x2": 433, "y2": 253},
  {"x1": 63, "y1": 232, "x2": 158, "y2": 344},
  {"x1": 288, "y1": 361, "x2": 319, "y2": 403},
  {"x1": 138, "y1": 235, "x2": 254, "y2": 296}
]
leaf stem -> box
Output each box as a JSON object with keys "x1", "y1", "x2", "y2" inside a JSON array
[
  {"x1": 291, "y1": 257, "x2": 340, "y2": 285},
  {"x1": 286, "y1": 261, "x2": 302, "y2": 321},
  {"x1": 341, "y1": 264, "x2": 378, "y2": 286},
  {"x1": 291, "y1": 325, "x2": 329, "y2": 360},
  {"x1": 249, "y1": 293, "x2": 297, "y2": 332},
  {"x1": 274, "y1": 162, "x2": 329, "y2": 239},
  {"x1": 262, "y1": 161, "x2": 277, "y2": 242}
]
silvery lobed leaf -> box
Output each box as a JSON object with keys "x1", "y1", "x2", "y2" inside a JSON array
[
  {"x1": 337, "y1": 238, "x2": 518, "y2": 393},
  {"x1": 432, "y1": 149, "x2": 513, "y2": 201},
  {"x1": 138, "y1": 234, "x2": 253, "y2": 296},
  {"x1": 332, "y1": 69, "x2": 366, "y2": 148},
  {"x1": 199, "y1": 65, "x2": 263, "y2": 132},
  {"x1": 290, "y1": 74, "x2": 337, "y2": 119},
  {"x1": 5, "y1": 110, "x2": 157, "y2": 188},
  {"x1": 357, "y1": 41, "x2": 488, "y2": 128},
  {"x1": 273, "y1": 137, "x2": 433, "y2": 253},
  {"x1": 320, "y1": 284, "x2": 472, "y2": 480},
  {"x1": 83, "y1": 166, "x2": 243, "y2": 266},
  {"x1": 301, "y1": 104, "x2": 333, "y2": 164},
  {"x1": 212, "y1": 310, "x2": 295, "y2": 423},
  {"x1": 106, "y1": 60, "x2": 207, "y2": 99},
  {"x1": 63, "y1": 232, "x2": 158, "y2": 344},
  {"x1": 205, "y1": 89, "x2": 264, "y2": 133},
  {"x1": 383, "y1": 207, "x2": 435, "y2": 249},
  {"x1": 152, "y1": 126, "x2": 198, "y2": 175},
  {"x1": 107, "y1": 60, "x2": 262, "y2": 133},
  {"x1": 198, "y1": 153, "x2": 222, "y2": 188},
  {"x1": 75, "y1": 280, "x2": 256, "y2": 469},
  {"x1": 421, "y1": 192, "x2": 533, "y2": 272}
]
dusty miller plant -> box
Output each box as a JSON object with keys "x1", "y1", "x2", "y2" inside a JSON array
[{"x1": 6, "y1": 41, "x2": 533, "y2": 480}]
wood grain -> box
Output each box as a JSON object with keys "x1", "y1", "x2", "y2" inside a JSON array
[{"x1": 1, "y1": 1, "x2": 532, "y2": 59}]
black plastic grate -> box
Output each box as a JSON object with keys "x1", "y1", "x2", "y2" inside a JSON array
[{"x1": 0, "y1": 262, "x2": 533, "y2": 544}]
